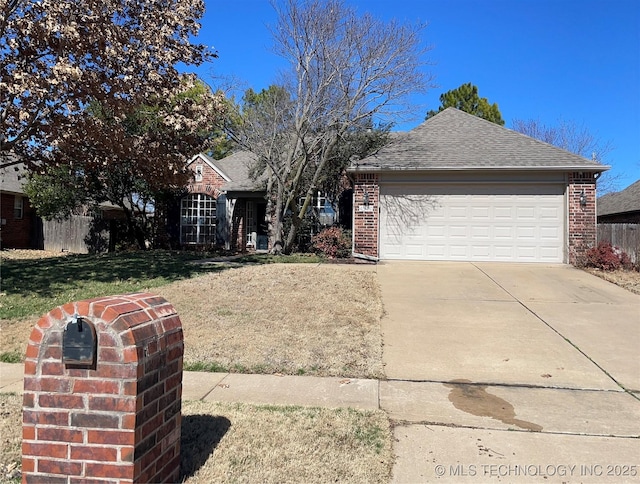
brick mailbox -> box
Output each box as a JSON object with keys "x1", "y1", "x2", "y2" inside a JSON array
[{"x1": 22, "y1": 293, "x2": 184, "y2": 483}]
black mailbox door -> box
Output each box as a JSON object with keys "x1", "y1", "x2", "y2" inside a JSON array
[{"x1": 63, "y1": 317, "x2": 97, "y2": 367}]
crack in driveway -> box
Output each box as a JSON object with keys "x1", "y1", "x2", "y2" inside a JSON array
[{"x1": 471, "y1": 263, "x2": 638, "y2": 401}]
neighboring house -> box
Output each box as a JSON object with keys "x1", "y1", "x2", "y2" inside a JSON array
[
  {"x1": 597, "y1": 180, "x2": 640, "y2": 223},
  {"x1": 347, "y1": 108, "x2": 608, "y2": 264},
  {"x1": 0, "y1": 163, "x2": 122, "y2": 253},
  {"x1": 0, "y1": 163, "x2": 39, "y2": 249}
]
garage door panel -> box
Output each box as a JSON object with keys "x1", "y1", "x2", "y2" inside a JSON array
[
  {"x1": 471, "y1": 225, "x2": 490, "y2": 238},
  {"x1": 380, "y1": 183, "x2": 565, "y2": 263}
]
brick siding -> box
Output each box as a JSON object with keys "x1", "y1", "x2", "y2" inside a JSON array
[
  {"x1": 353, "y1": 173, "x2": 379, "y2": 258},
  {"x1": 568, "y1": 172, "x2": 597, "y2": 265},
  {"x1": 187, "y1": 161, "x2": 226, "y2": 199},
  {"x1": 22, "y1": 293, "x2": 183, "y2": 483},
  {"x1": 0, "y1": 193, "x2": 38, "y2": 249}
]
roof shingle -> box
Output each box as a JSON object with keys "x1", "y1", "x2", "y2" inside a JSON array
[
  {"x1": 597, "y1": 180, "x2": 640, "y2": 216},
  {"x1": 350, "y1": 108, "x2": 609, "y2": 172}
]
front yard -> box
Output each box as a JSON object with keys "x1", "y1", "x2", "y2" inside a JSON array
[
  {"x1": 0, "y1": 250, "x2": 383, "y2": 378},
  {"x1": 0, "y1": 250, "x2": 388, "y2": 482}
]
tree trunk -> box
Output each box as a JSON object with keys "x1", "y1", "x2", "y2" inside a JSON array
[
  {"x1": 122, "y1": 207, "x2": 147, "y2": 251},
  {"x1": 269, "y1": 180, "x2": 285, "y2": 254}
]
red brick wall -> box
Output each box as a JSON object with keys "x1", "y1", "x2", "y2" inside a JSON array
[
  {"x1": 568, "y1": 172, "x2": 597, "y2": 265},
  {"x1": 23, "y1": 293, "x2": 183, "y2": 483},
  {"x1": 353, "y1": 173, "x2": 379, "y2": 258},
  {"x1": 187, "y1": 160, "x2": 226, "y2": 198},
  {"x1": 1, "y1": 193, "x2": 37, "y2": 249}
]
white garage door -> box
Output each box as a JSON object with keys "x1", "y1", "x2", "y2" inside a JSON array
[{"x1": 380, "y1": 184, "x2": 565, "y2": 262}]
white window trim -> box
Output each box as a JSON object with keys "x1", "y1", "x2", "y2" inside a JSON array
[{"x1": 180, "y1": 193, "x2": 216, "y2": 245}]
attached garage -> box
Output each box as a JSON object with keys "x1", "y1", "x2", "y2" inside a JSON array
[
  {"x1": 349, "y1": 108, "x2": 608, "y2": 265},
  {"x1": 379, "y1": 182, "x2": 565, "y2": 262}
]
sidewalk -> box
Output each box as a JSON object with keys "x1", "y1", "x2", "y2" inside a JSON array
[{"x1": 0, "y1": 362, "x2": 379, "y2": 410}]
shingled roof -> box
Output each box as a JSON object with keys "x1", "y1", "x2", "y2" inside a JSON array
[
  {"x1": 349, "y1": 108, "x2": 609, "y2": 172},
  {"x1": 0, "y1": 163, "x2": 28, "y2": 194},
  {"x1": 191, "y1": 151, "x2": 264, "y2": 192},
  {"x1": 597, "y1": 180, "x2": 640, "y2": 216}
]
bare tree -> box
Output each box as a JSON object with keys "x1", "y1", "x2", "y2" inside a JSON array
[
  {"x1": 231, "y1": 0, "x2": 434, "y2": 253},
  {"x1": 512, "y1": 118, "x2": 620, "y2": 194}
]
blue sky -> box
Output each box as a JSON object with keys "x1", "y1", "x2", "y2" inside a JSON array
[{"x1": 188, "y1": 0, "x2": 639, "y2": 190}]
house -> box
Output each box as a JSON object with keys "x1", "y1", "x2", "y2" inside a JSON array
[
  {"x1": 0, "y1": 163, "x2": 123, "y2": 253},
  {"x1": 347, "y1": 108, "x2": 608, "y2": 264},
  {"x1": 180, "y1": 152, "x2": 343, "y2": 252},
  {"x1": 0, "y1": 163, "x2": 39, "y2": 249},
  {"x1": 181, "y1": 152, "x2": 268, "y2": 251},
  {"x1": 597, "y1": 180, "x2": 640, "y2": 223}
]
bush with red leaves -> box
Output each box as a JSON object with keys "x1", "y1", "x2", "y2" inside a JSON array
[
  {"x1": 311, "y1": 227, "x2": 351, "y2": 259},
  {"x1": 584, "y1": 242, "x2": 632, "y2": 271}
]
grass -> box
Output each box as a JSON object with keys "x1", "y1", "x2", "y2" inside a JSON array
[
  {"x1": 0, "y1": 352, "x2": 22, "y2": 364},
  {"x1": 180, "y1": 401, "x2": 393, "y2": 483},
  {"x1": 583, "y1": 267, "x2": 640, "y2": 295},
  {"x1": 0, "y1": 250, "x2": 325, "y2": 320},
  {"x1": 0, "y1": 394, "x2": 393, "y2": 483},
  {"x1": 156, "y1": 264, "x2": 384, "y2": 378},
  {"x1": 0, "y1": 394, "x2": 21, "y2": 483},
  {"x1": 0, "y1": 250, "x2": 224, "y2": 320},
  {"x1": 0, "y1": 250, "x2": 384, "y2": 378},
  {"x1": 0, "y1": 250, "x2": 387, "y2": 482}
]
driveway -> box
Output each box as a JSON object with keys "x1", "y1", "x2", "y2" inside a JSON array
[{"x1": 376, "y1": 262, "x2": 640, "y2": 483}]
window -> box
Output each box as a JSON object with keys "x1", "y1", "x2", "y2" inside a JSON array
[
  {"x1": 194, "y1": 165, "x2": 203, "y2": 182},
  {"x1": 14, "y1": 196, "x2": 23, "y2": 219},
  {"x1": 299, "y1": 191, "x2": 336, "y2": 226},
  {"x1": 180, "y1": 193, "x2": 216, "y2": 245},
  {"x1": 246, "y1": 201, "x2": 255, "y2": 246}
]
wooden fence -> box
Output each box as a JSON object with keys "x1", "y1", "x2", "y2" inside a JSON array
[
  {"x1": 42, "y1": 216, "x2": 110, "y2": 254},
  {"x1": 597, "y1": 223, "x2": 640, "y2": 263}
]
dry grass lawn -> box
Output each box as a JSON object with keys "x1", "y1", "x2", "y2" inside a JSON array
[
  {"x1": 1, "y1": 260, "x2": 384, "y2": 379},
  {"x1": 157, "y1": 264, "x2": 384, "y2": 378},
  {"x1": 0, "y1": 394, "x2": 393, "y2": 483},
  {"x1": 0, "y1": 394, "x2": 21, "y2": 482},
  {"x1": 584, "y1": 267, "x2": 640, "y2": 295},
  {"x1": 180, "y1": 400, "x2": 393, "y2": 483}
]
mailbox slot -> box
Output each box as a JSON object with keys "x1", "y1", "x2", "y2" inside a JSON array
[{"x1": 63, "y1": 315, "x2": 97, "y2": 368}]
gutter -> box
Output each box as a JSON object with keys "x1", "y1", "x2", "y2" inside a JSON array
[{"x1": 347, "y1": 165, "x2": 611, "y2": 173}]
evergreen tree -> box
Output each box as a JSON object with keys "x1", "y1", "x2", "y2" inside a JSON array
[{"x1": 426, "y1": 83, "x2": 504, "y2": 125}]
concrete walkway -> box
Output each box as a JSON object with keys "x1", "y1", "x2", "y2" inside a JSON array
[{"x1": 0, "y1": 362, "x2": 379, "y2": 411}]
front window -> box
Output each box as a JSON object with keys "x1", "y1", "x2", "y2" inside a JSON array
[
  {"x1": 14, "y1": 196, "x2": 23, "y2": 219},
  {"x1": 299, "y1": 191, "x2": 336, "y2": 226},
  {"x1": 180, "y1": 193, "x2": 216, "y2": 245}
]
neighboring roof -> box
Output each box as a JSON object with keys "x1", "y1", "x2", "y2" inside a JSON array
[
  {"x1": 349, "y1": 108, "x2": 609, "y2": 173},
  {"x1": 0, "y1": 163, "x2": 125, "y2": 212},
  {"x1": 597, "y1": 180, "x2": 640, "y2": 216},
  {"x1": 0, "y1": 163, "x2": 28, "y2": 194},
  {"x1": 195, "y1": 151, "x2": 265, "y2": 192}
]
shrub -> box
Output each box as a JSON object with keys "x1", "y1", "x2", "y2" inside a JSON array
[
  {"x1": 584, "y1": 242, "x2": 632, "y2": 271},
  {"x1": 311, "y1": 227, "x2": 351, "y2": 259}
]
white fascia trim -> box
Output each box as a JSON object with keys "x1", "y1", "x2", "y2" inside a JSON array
[{"x1": 187, "y1": 153, "x2": 232, "y2": 182}]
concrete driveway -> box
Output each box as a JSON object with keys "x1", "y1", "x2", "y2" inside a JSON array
[{"x1": 377, "y1": 262, "x2": 640, "y2": 483}]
